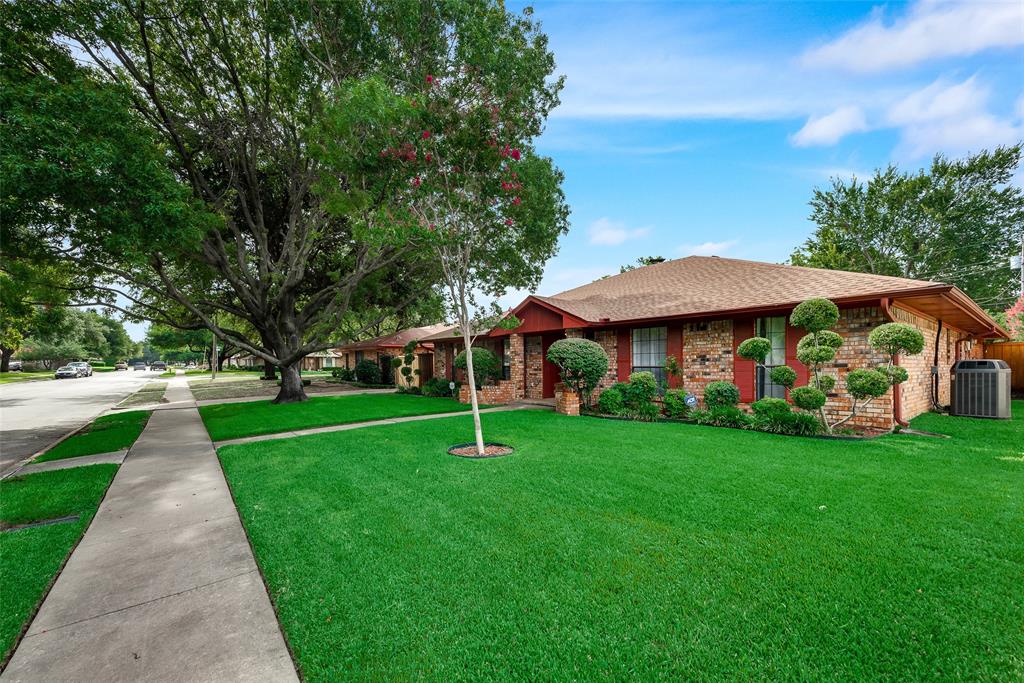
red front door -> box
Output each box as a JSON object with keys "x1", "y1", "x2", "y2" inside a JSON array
[{"x1": 541, "y1": 333, "x2": 564, "y2": 398}]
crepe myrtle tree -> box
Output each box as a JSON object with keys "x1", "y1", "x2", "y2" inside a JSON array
[{"x1": 320, "y1": 11, "x2": 568, "y2": 454}]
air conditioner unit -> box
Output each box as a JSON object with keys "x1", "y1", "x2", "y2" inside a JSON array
[{"x1": 950, "y1": 360, "x2": 1012, "y2": 419}]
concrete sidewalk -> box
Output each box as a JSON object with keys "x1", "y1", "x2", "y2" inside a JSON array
[{"x1": 2, "y1": 379, "x2": 297, "y2": 682}]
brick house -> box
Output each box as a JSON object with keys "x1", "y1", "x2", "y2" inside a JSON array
[
  {"x1": 335, "y1": 324, "x2": 449, "y2": 387},
  {"x1": 430, "y1": 257, "x2": 1007, "y2": 429}
]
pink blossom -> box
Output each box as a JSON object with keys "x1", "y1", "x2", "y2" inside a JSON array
[
  {"x1": 512, "y1": 196, "x2": 521, "y2": 205},
  {"x1": 510, "y1": 148, "x2": 521, "y2": 161},
  {"x1": 505, "y1": 218, "x2": 514, "y2": 225},
  {"x1": 412, "y1": 176, "x2": 421, "y2": 187},
  {"x1": 422, "y1": 130, "x2": 431, "y2": 139},
  {"x1": 425, "y1": 153, "x2": 432, "y2": 163},
  {"x1": 426, "y1": 74, "x2": 434, "y2": 84}
]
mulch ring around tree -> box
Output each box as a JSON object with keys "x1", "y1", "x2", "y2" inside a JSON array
[{"x1": 447, "y1": 442, "x2": 515, "y2": 458}]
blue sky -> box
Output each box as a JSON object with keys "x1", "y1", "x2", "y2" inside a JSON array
[{"x1": 490, "y1": 0, "x2": 1024, "y2": 310}]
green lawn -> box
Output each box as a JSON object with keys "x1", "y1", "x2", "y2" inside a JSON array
[
  {"x1": 0, "y1": 371, "x2": 53, "y2": 384},
  {"x1": 218, "y1": 404, "x2": 1024, "y2": 681},
  {"x1": 0, "y1": 465, "x2": 118, "y2": 663},
  {"x1": 35, "y1": 410, "x2": 151, "y2": 463},
  {"x1": 199, "y1": 393, "x2": 469, "y2": 442}
]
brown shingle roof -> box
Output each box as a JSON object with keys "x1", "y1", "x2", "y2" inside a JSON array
[
  {"x1": 534, "y1": 256, "x2": 946, "y2": 323},
  {"x1": 336, "y1": 324, "x2": 449, "y2": 351}
]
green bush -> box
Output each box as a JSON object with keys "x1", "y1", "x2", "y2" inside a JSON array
[
  {"x1": 597, "y1": 386, "x2": 624, "y2": 415},
  {"x1": 751, "y1": 397, "x2": 791, "y2": 421},
  {"x1": 769, "y1": 365, "x2": 797, "y2": 389},
  {"x1": 703, "y1": 381, "x2": 739, "y2": 409},
  {"x1": 693, "y1": 406, "x2": 751, "y2": 428},
  {"x1": 621, "y1": 401, "x2": 660, "y2": 422},
  {"x1": 754, "y1": 410, "x2": 821, "y2": 436},
  {"x1": 422, "y1": 377, "x2": 456, "y2": 398},
  {"x1": 869, "y1": 322, "x2": 925, "y2": 357},
  {"x1": 390, "y1": 356, "x2": 403, "y2": 369},
  {"x1": 790, "y1": 298, "x2": 839, "y2": 333},
  {"x1": 845, "y1": 368, "x2": 890, "y2": 400},
  {"x1": 791, "y1": 385, "x2": 826, "y2": 411},
  {"x1": 817, "y1": 375, "x2": 836, "y2": 393},
  {"x1": 331, "y1": 367, "x2": 355, "y2": 381},
  {"x1": 354, "y1": 359, "x2": 381, "y2": 384},
  {"x1": 796, "y1": 337, "x2": 838, "y2": 365},
  {"x1": 736, "y1": 337, "x2": 772, "y2": 364},
  {"x1": 625, "y1": 371, "x2": 658, "y2": 403},
  {"x1": 879, "y1": 365, "x2": 909, "y2": 385},
  {"x1": 454, "y1": 348, "x2": 500, "y2": 389},
  {"x1": 546, "y1": 338, "x2": 609, "y2": 404},
  {"x1": 662, "y1": 389, "x2": 692, "y2": 418}
]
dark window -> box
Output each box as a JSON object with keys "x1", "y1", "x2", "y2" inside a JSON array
[
  {"x1": 583, "y1": 329, "x2": 596, "y2": 341},
  {"x1": 355, "y1": 350, "x2": 364, "y2": 364},
  {"x1": 502, "y1": 338, "x2": 511, "y2": 380},
  {"x1": 631, "y1": 326, "x2": 667, "y2": 385},
  {"x1": 755, "y1": 316, "x2": 787, "y2": 399}
]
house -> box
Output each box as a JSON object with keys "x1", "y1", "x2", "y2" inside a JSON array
[
  {"x1": 335, "y1": 324, "x2": 449, "y2": 387},
  {"x1": 429, "y1": 256, "x2": 1007, "y2": 429},
  {"x1": 231, "y1": 350, "x2": 341, "y2": 371}
]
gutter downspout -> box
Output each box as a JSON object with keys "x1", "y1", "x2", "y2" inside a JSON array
[
  {"x1": 880, "y1": 298, "x2": 910, "y2": 428},
  {"x1": 932, "y1": 319, "x2": 943, "y2": 410}
]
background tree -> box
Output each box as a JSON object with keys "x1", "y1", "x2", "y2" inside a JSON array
[
  {"x1": 620, "y1": 256, "x2": 667, "y2": 273},
  {"x1": 4, "y1": 0, "x2": 538, "y2": 403},
  {"x1": 791, "y1": 145, "x2": 1024, "y2": 311}
]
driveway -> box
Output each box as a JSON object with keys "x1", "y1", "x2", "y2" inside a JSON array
[{"x1": 0, "y1": 369, "x2": 162, "y2": 475}]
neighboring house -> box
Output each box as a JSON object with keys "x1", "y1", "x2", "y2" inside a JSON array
[
  {"x1": 432, "y1": 256, "x2": 1006, "y2": 429},
  {"x1": 232, "y1": 349, "x2": 341, "y2": 371},
  {"x1": 336, "y1": 324, "x2": 449, "y2": 387}
]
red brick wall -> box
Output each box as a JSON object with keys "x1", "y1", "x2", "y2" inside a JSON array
[
  {"x1": 509, "y1": 334, "x2": 525, "y2": 400},
  {"x1": 554, "y1": 383, "x2": 581, "y2": 416},
  {"x1": 459, "y1": 380, "x2": 517, "y2": 405},
  {"x1": 525, "y1": 335, "x2": 544, "y2": 399},
  {"x1": 682, "y1": 319, "x2": 734, "y2": 403},
  {"x1": 816, "y1": 307, "x2": 892, "y2": 430}
]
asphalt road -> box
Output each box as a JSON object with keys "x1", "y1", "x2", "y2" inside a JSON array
[{"x1": 0, "y1": 369, "x2": 164, "y2": 476}]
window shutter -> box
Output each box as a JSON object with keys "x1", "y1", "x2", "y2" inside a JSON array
[
  {"x1": 733, "y1": 319, "x2": 755, "y2": 402},
  {"x1": 667, "y1": 323, "x2": 683, "y2": 388},
  {"x1": 785, "y1": 322, "x2": 810, "y2": 391},
  {"x1": 616, "y1": 329, "x2": 631, "y2": 381}
]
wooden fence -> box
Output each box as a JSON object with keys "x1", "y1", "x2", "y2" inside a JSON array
[{"x1": 984, "y1": 342, "x2": 1024, "y2": 392}]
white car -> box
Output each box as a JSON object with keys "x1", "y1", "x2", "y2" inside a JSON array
[
  {"x1": 68, "y1": 361, "x2": 93, "y2": 377},
  {"x1": 54, "y1": 365, "x2": 80, "y2": 379}
]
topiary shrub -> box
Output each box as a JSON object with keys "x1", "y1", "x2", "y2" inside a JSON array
[
  {"x1": 662, "y1": 389, "x2": 693, "y2": 418},
  {"x1": 736, "y1": 337, "x2": 772, "y2": 364},
  {"x1": 454, "y1": 347, "x2": 500, "y2": 389},
  {"x1": 869, "y1": 323, "x2": 925, "y2": 357},
  {"x1": 769, "y1": 365, "x2": 797, "y2": 389},
  {"x1": 791, "y1": 385, "x2": 826, "y2": 411},
  {"x1": 597, "y1": 386, "x2": 625, "y2": 415},
  {"x1": 703, "y1": 381, "x2": 740, "y2": 409},
  {"x1": 546, "y1": 338, "x2": 610, "y2": 407},
  {"x1": 817, "y1": 374, "x2": 836, "y2": 393},
  {"x1": 845, "y1": 368, "x2": 890, "y2": 401},
  {"x1": 751, "y1": 397, "x2": 791, "y2": 421},
  {"x1": 790, "y1": 298, "x2": 839, "y2": 333},
  {"x1": 354, "y1": 359, "x2": 381, "y2": 384}
]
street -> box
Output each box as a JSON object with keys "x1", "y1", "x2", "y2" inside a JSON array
[{"x1": 0, "y1": 369, "x2": 162, "y2": 476}]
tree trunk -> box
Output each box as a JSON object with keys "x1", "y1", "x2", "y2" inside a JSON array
[
  {"x1": 0, "y1": 348, "x2": 12, "y2": 373},
  {"x1": 263, "y1": 360, "x2": 277, "y2": 380},
  {"x1": 273, "y1": 362, "x2": 308, "y2": 403}
]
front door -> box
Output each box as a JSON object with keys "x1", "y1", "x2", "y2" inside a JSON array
[{"x1": 541, "y1": 333, "x2": 565, "y2": 398}]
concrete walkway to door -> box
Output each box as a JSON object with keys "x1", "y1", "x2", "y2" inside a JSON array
[{"x1": 2, "y1": 378, "x2": 297, "y2": 682}]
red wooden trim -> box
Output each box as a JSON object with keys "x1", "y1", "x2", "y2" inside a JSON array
[
  {"x1": 616, "y1": 329, "x2": 631, "y2": 381},
  {"x1": 785, "y1": 320, "x2": 809, "y2": 391},
  {"x1": 666, "y1": 323, "x2": 683, "y2": 388},
  {"x1": 733, "y1": 319, "x2": 756, "y2": 402}
]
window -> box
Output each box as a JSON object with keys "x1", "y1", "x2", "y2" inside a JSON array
[
  {"x1": 755, "y1": 316, "x2": 787, "y2": 399},
  {"x1": 502, "y1": 338, "x2": 511, "y2": 380},
  {"x1": 631, "y1": 326, "x2": 667, "y2": 385},
  {"x1": 324, "y1": 357, "x2": 334, "y2": 368},
  {"x1": 355, "y1": 350, "x2": 364, "y2": 364}
]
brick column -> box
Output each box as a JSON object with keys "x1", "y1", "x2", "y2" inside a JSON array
[
  {"x1": 554, "y1": 383, "x2": 580, "y2": 416},
  {"x1": 509, "y1": 333, "x2": 525, "y2": 400}
]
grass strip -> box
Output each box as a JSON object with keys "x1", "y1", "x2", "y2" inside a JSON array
[
  {"x1": 200, "y1": 393, "x2": 469, "y2": 442},
  {"x1": 118, "y1": 381, "x2": 168, "y2": 407},
  {"x1": 0, "y1": 465, "x2": 118, "y2": 663},
  {"x1": 35, "y1": 410, "x2": 151, "y2": 463},
  {"x1": 219, "y1": 404, "x2": 1024, "y2": 681}
]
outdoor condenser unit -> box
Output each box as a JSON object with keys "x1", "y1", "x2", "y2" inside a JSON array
[{"x1": 950, "y1": 360, "x2": 1012, "y2": 419}]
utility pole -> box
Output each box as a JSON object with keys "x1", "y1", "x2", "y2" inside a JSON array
[{"x1": 211, "y1": 320, "x2": 217, "y2": 381}]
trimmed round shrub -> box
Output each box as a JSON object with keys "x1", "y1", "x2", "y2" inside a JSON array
[
  {"x1": 703, "y1": 381, "x2": 740, "y2": 409},
  {"x1": 796, "y1": 341, "x2": 837, "y2": 366},
  {"x1": 751, "y1": 397, "x2": 791, "y2": 420},
  {"x1": 736, "y1": 337, "x2": 772, "y2": 364},
  {"x1": 662, "y1": 389, "x2": 692, "y2": 418},
  {"x1": 769, "y1": 364, "x2": 798, "y2": 389},
  {"x1": 869, "y1": 322, "x2": 925, "y2": 357},
  {"x1": 354, "y1": 359, "x2": 381, "y2": 384},
  {"x1": 791, "y1": 385, "x2": 826, "y2": 411},
  {"x1": 454, "y1": 347, "x2": 500, "y2": 389},
  {"x1": 798, "y1": 330, "x2": 844, "y2": 352},
  {"x1": 816, "y1": 374, "x2": 836, "y2": 393},
  {"x1": 597, "y1": 386, "x2": 624, "y2": 415},
  {"x1": 879, "y1": 365, "x2": 909, "y2": 385},
  {"x1": 782, "y1": 411, "x2": 822, "y2": 436},
  {"x1": 546, "y1": 338, "x2": 610, "y2": 400},
  {"x1": 845, "y1": 368, "x2": 890, "y2": 400},
  {"x1": 790, "y1": 298, "x2": 840, "y2": 332},
  {"x1": 625, "y1": 371, "x2": 658, "y2": 404},
  {"x1": 390, "y1": 356, "x2": 403, "y2": 368}
]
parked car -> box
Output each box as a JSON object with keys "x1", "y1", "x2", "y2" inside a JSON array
[
  {"x1": 55, "y1": 365, "x2": 80, "y2": 379},
  {"x1": 7, "y1": 360, "x2": 22, "y2": 371},
  {"x1": 133, "y1": 362, "x2": 147, "y2": 371},
  {"x1": 115, "y1": 361, "x2": 128, "y2": 370},
  {"x1": 151, "y1": 361, "x2": 167, "y2": 371},
  {"x1": 69, "y1": 361, "x2": 93, "y2": 377}
]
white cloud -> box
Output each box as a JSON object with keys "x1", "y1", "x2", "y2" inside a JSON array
[
  {"x1": 801, "y1": 0, "x2": 1024, "y2": 73},
  {"x1": 885, "y1": 77, "x2": 1023, "y2": 158},
  {"x1": 677, "y1": 240, "x2": 738, "y2": 256},
  {"x1": 587, "y1": 218, "x2": 651, "y2": 246},
  {"x1": 791, "y1": 106, "x2": 869, "y2": 147}
]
